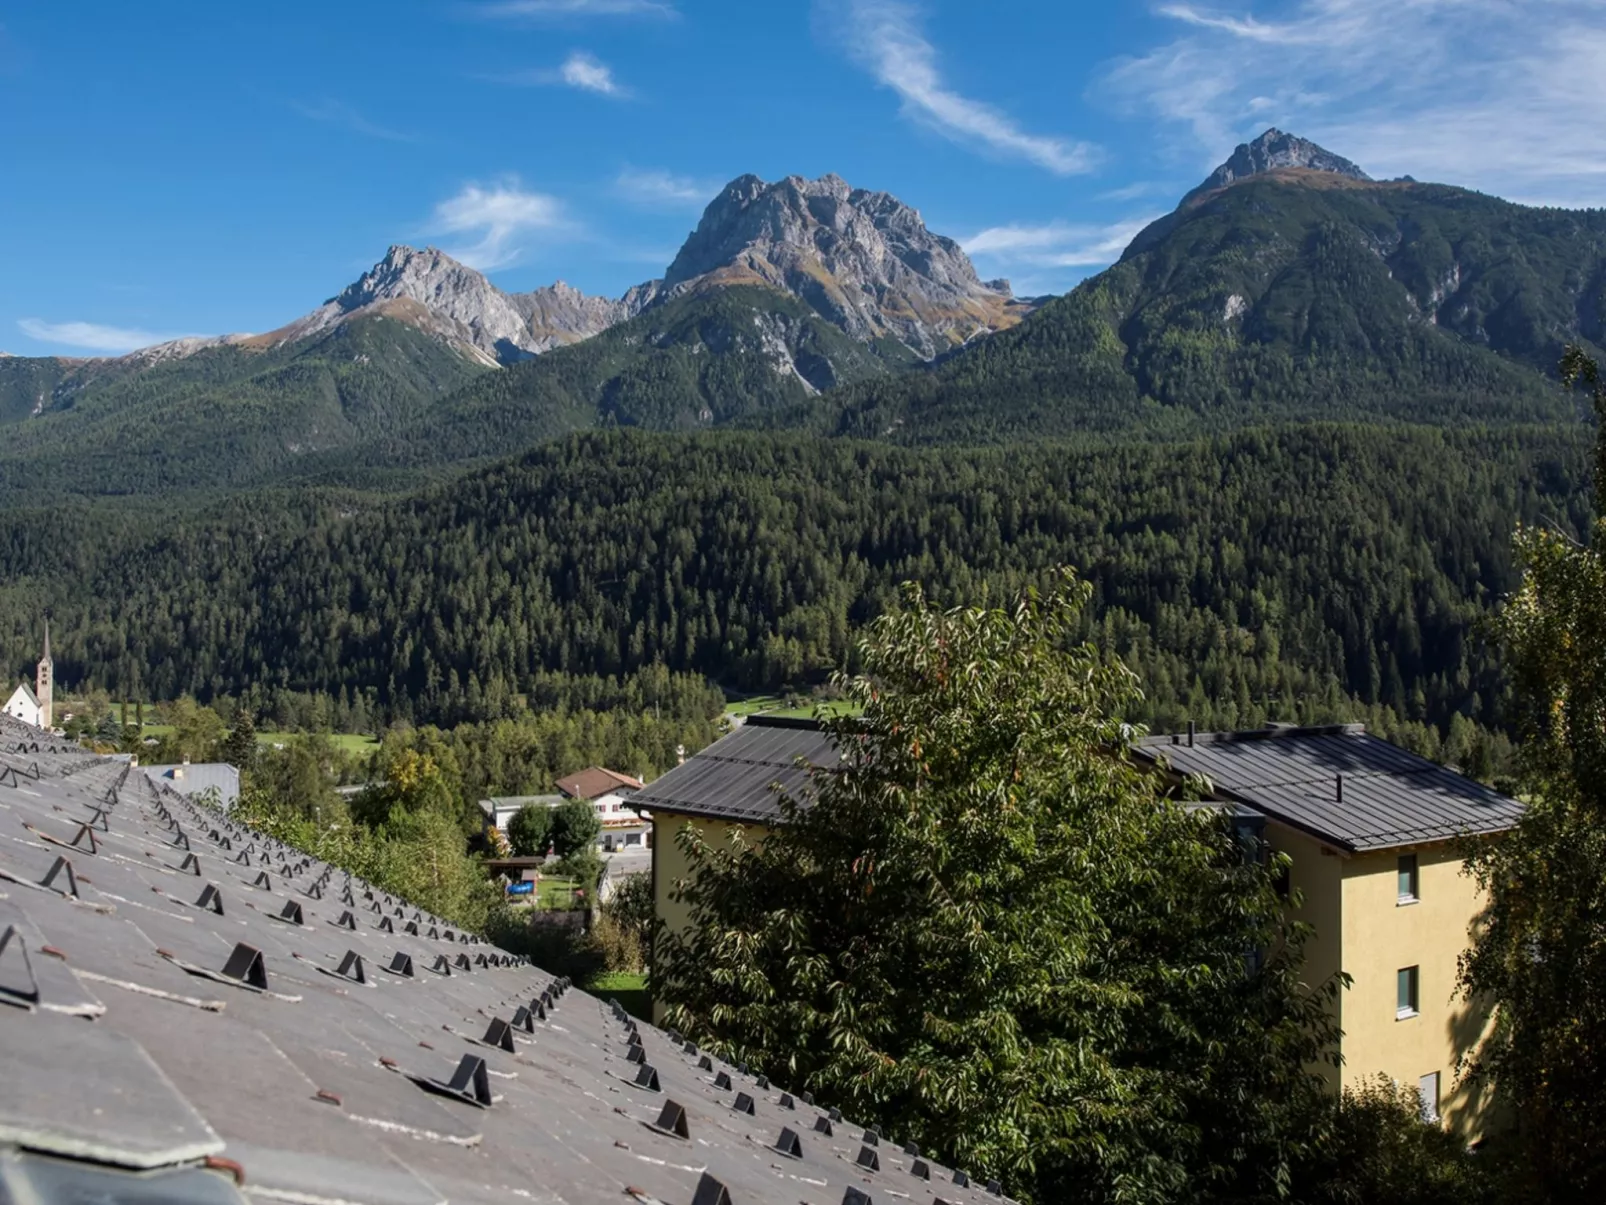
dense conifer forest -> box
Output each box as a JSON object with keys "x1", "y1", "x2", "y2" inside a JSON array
[{"x1": 1, "y1": 423, "x2": 1590, "y2": 758}]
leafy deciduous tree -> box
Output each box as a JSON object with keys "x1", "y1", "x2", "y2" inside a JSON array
[
  {"x1": 506, "y1": 803, "x2": 553, "y2": 858},
  {"x1": 656, "y1": 572, "x2": 1340, "y2": 1203},
  {"x1": 550, "y1": 797, "x2": 602, "y2": 859},
  {"x1": 1459, "y1": 346, "x2": 1606, "y2": 1199}
]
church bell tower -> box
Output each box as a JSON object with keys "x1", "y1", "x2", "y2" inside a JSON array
[{"x1": 36, "y1": 619, "x2": 52, "y2": 730}]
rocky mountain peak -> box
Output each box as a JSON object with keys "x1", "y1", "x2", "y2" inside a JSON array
[
  {"x1": 268, "y1": 245, "x2": 635, "y2": 366},
  {"x1": 661, "y1": 172, "x2": 1028, "y2": 357},
  {"x1": 1183, "y1": 129, "x2": 1370, "y2": 205}
]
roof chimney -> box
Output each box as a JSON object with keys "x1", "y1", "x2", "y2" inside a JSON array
[
  {"x1": 1187, "y1": 720, "x2": 1196, "y2": 748},
  {"x1": 1336, "y1": 774, "x2": 1344, "y2": 802}
]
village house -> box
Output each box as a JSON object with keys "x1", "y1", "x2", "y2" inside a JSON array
[
  {"x1": 632, "y1": 716, "x2": 1521, "y2": 1136},
  {"x1": 481, "y1": 765, "x2": 650, "y2": 852}
]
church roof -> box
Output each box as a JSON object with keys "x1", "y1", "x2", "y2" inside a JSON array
[{"x1": 7, "y1": 682, "x2": 38, "y2": 707}]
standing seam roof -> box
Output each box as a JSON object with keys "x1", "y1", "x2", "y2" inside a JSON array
[
  {"x1": 629, "y1": 718, "x2": 841, "y2": 825},
  {"x1": 1134, "y1": 726, "x2": 1522, "y2": 851}
]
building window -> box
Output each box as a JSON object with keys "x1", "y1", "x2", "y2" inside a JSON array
[
  {"x1": 1397, "y1": 966, "x2": 1420, "y2": 1019},
  {"x1": 1418, "y1": 1072, "x2": 1440, "y2": 1123},
  {"x1": 1397, "y1": 854, "x2": 1419, "y2": 904}
]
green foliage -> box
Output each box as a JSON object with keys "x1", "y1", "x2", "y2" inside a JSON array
[
  {"x1": 601, "y1": 871, "x2": 655, "y2": 972},
  {"x1": 656, "y1": 572, "x2": 1340, "y2": 1203},
  {"x1": 1459, "y1": 348, "x2": 1606, "y2": 1200},
  {"x1": 0, "y1": 426, "x2": 1587, "y2": 745},
  {"x1": 236, "y1": 740, "x2": 503, "y2": 934},
  {"x1": 220, "y1": 708, "x2": 258, "y2": 772},
  {"x1": 505, "y1": 803, "x2": 552, "y2": 857},
  {"x1": 549, "y1": 799, "x2": 602, "y2": 860},
  {"x1": 1294, "y1": 1077, "x2": 1507, "y2": 1205}
]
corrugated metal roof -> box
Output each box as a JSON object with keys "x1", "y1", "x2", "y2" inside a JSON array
[
  {"x1": 631, "y1": 717, "x2": 840, "y2": 825},
  {"x1": 0, "y1": 713, "x2": 998, "y2": 1205},
  {"x1": 1134, "y1": 724, "x2": 1523, "y2": 852}
]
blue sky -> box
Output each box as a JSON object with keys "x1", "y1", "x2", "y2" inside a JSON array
[{"x1": 5, "y1": 0, "x2": 1606, "y2": 355}]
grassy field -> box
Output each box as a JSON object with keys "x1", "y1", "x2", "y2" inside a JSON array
[
  {"x1": 256, "y1": 731, "x2": 378, "y2": 757},
  {"x1": 121, "y1": 721, "x2": 376, "y2": 758},
  {"x1": 588, "y1": 971, "x2": 650, "y2": 1021}
]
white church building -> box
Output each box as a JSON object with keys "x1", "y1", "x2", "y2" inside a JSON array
[{"x1": 3, "y1": 622, "x2": 54, "y2": 731}]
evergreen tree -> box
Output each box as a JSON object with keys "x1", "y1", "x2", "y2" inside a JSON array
[
  {"x1": 221, "y1": 707, "x2": 258, "y2": 772},
  {"x1": 656, "y1": 572, "x2": 1340, "y2": 1203}
]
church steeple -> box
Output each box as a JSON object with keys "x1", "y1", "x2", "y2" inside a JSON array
[{"x1": 36, "y1": 619, "x2": 52, "y2": 731}]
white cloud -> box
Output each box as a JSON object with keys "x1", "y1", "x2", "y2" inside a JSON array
[
  {"x1": 291, "y1": 98, "x2": 413, "y2": 142},
  {"x1": 559, "y1": 50, "x2": 623, "y2": 95},
  {"x1": 615, "y1": 167, "x2": 717, "y2": 208},
  {"x1": 431, "y1": 180, "x2": 568, "y2": 270},
  {"x1": 833, "y1": 0, "x2": 1098, "y2": 176},
  {"x1": 488, "y1": 50, "x2": 629, "y2": 97},
  {"x1": 18, "y1": 318, "x2": 199, "y2": 354},
  {"x1": 963, "y1": 216, "x2": 1161, "y2": 269},
  {"x1": 477, "y1": 0, "x2": 676, "y2": 18},
  {"x1": 1105, "y1": 0, "x2": 1606, "y2": 206}
]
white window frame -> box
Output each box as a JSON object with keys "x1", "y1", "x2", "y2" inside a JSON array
[
  {"x1": 1397, "y1": 853, "x2": 1420, "y2": 905},
  {"x1": 1418, "y1": 1072, "x2": 1440, "y2": 1123},
  {"x1": 1396, "y1": 965, "x2": 1420, "y2": 1020}
]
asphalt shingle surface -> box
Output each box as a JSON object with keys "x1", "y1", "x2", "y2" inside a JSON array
[
  {"x1": 0, "y1": 714, "x2": 998, "y2": 1205},
  {"x1": 1134, "y1": 724, "x2": 1523, "y2": 851}
]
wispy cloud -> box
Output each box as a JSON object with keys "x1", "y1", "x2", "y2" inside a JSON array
[
  {"x1": 487, "y1": 50, "x2": 629, "y2": 96},
  {"x1": 1105, "y1": 0, "x2": 1606, "y2": 206},
  {"x1": 831, "y1": 0, "x2": 1098, "y2": 176},
  {"x1": 558, "y1": 50, "x2": 624, "y2": 95},
  {"x1": 963, "y1": 216, "x2": 1159, "y2": 269},
  {"x1": 291, "y1": 98, "x2": 414, "y2": 142},
  {"x1": 615, "y1": 167, "x2": 717, "y2": 208},
  {"x1": 430, "y1": 179, "x2": 569, "y2": 270},
  {"x1": 18, "y1": 318, "x2": 200, "y2": 354},
  {"x1": 476, "y1": 0, "x2": 677, "y2": 19}
]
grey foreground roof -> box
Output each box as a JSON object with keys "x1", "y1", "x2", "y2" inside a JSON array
[
  {"x1": 143, "y1": 763, "x2": 241, "y2": 806},
  {"x1": 630, "y1": 717, "x2": 841, "y2": 826},
  {"x1": 0, "y1": 714, "x2": 1002, "y2": 1205},
  {"x1": 1133, "y1": 723, "x2": 1523, "y2": 852}
]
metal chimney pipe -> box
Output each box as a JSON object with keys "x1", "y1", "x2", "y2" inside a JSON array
[
  {"x1": 1187, "y1": 720, "x2": 1196, "y2": 748},
  {"x1": 1336, "y1": 774, "x2": 1344, "y2": 802}
]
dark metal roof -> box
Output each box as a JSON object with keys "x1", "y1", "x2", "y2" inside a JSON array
[
  {"x1": 631, "y1": 717, "x2": 840, "y2": 825},
  {"x1": 0, "y1": 714, "x2": 999, "y2": 1205},
  {"x1": 1134, "y1": 724, "x2": 1523, "y2": 852}
]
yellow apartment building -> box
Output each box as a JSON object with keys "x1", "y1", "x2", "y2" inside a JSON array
[
  {"x1": 635, "y1": 717, "x2": 1521, "y2": 1133},
  {"x1": 1132, "y1": 723, "x2": 1521, "y2": 1134}
]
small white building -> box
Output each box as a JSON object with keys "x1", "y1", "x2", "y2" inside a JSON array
[
  {"x1": 480, "y1": 766, "x2": 652, "y2": 852},
  {"x1": 4, "y1": 621, "x2": 53, "y2": 731}
]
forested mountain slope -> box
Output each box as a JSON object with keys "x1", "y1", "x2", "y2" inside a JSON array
[
  {"x1": 1, "y1": 425, "x2": 1590, "y2": 736},
  {"x1": 802, "y1": 169, "x2": 1606, "y2": 442},
  {"x1": 0, "y1": 315, "x2": 492, "y2": 495}
]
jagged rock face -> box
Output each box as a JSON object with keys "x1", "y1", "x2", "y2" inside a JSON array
[
  {"x1": 270, "y1": 246, "x2": 637, "y2": 365},
  {"x1": 507, "y1": 280, "x2": 647, "y2": 357},
  {"x1": 1183, "y1": 129, "x2": 1371, "y2": 206},
  {"x1": 104, "y1": 175, "x2": 1021, "y2": 366},
  {"x1": 663, "y1": 173, "x2": 1028, "y2": 358}
]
